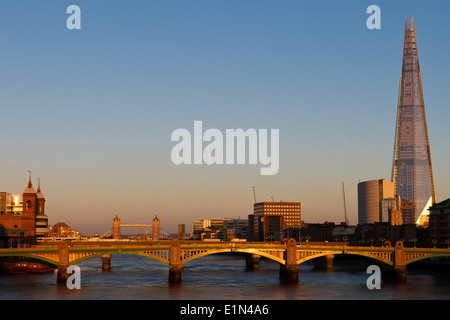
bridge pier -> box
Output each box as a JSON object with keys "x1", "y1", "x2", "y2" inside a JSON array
[
  {"x1": 279, "y1": 239, "x2": 298, "y2": 284},
  {"x1": 169, "y1": 238, "x2": 183, "y2": 284},
  {"x1": 56, "y1": 241, "x2": 70, "y2": 284},
  {"x1": 314, "y1": 254, "x2": 334, "y2": 271},
  {"x1": 169, "y1": 265, "x2": 183, "y2": 284},
  {"x1": 245, "y1": 254, "x2": 261, "y2": 271},
  {"x1": 101, "y1": 254, "x2": 112, "y2": 271},
  {"x1": 381, "y1": 264, "x2": 407, "y2": 283},
  {"x1": 393, "y1": 241, "x2": 407, "y2": 283},
  {"x1": 394, "y1": 266, "x2": 407, "y2": 283},
  {"x1": 381, "y1": 241, "x2": 407, "y2": 283},
  {"x1": 279, "y1": 264, "x2": 298, "y2": 283}
]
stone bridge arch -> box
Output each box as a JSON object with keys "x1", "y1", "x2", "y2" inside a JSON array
[
  {"x1": 295, "y1": 247, "x2": 394, "y2": 267},
  {"x1": 404, "y1": 251, "x2": 450, "y2": 266},
  {"x1": 69, "y1": 251, "x2": 171, "y2": 266},
  {"x1": 0, "y1": 252, "x2": 59, "y2": 267},
  {"x1": 179, "y1": 248, "x2": 286, "y2": 266}
]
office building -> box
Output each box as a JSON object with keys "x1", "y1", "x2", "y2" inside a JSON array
[
  {"x1": 392, "y1": 17, "x2": 436, "y2": 225},
  {"x1": 250, "y1": 202, "x2": 301, "y2": 241},
  {"x1": 358, "y1": 179, "x2": 395, "y2": 224},
  {"x1": 192, "y1": 219, "x2": 224, "y2": 240},
  {"x1": 220, "y1": 218, "x2": 248, "y2": 241}
]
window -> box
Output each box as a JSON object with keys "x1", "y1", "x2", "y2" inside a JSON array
[{"x1": 26, "y1": 200, "x2": 32, "y2": 212}]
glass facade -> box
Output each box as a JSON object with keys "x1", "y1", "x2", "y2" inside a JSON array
[
  {"x1": 0, "y1": 192, "x2": 23, "y2": 216},
  {"x1": 357, "y1": 179, "x2": 394, "y2": 224},
  {"x1": 392, "y1": 17, "x2": 436, "y2": 225}
]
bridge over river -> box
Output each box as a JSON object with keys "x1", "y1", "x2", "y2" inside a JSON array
[{"x1": 1, "y1": 239, "x2": 449, "y2": 284}]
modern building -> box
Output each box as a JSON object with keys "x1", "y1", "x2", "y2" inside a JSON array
[
  {"x1": 0, "y1": 193, "x2": 22, "y2": 216},
  {"x1": 220, "y1": 218, "x2": 248, "y2": 241},
  {"x1": 192, "y1": 219, "x2": 225, "y2": 240},
  {"x1": 392, "y1": 17, "x2": 436, "y2": 226},
  {"x1": 249, "y1": 202, "x2": 301, "y2": 241},
  {"x1": 248, "y1": 213, "x2": 263, "y2": 241},
  {"x1": 358, "y1": 179, "x2": 396, "y2": 224}
]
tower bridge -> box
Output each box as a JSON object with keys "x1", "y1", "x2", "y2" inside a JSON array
[
  {"x1": 1, "y1": 239, "x2": 450, "y2": 285},
  {"x1": 112, "y1": 214, "x2": 160, "y2": 241}
]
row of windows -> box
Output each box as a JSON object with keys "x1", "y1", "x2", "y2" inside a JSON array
[{"x1": 264, "y1": 205, "x2": 300, "y2": 208}]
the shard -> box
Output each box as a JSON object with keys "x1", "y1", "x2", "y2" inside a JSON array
[{"x1": 392, "y1": 17, "x2": 436, "y2": 226}]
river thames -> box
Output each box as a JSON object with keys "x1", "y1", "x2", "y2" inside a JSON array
[{"x1": 0, "y1": 254, "x2": 450, "y2": 300}]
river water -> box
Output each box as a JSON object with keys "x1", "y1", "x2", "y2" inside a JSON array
[{"x1": 0, "y1": 254, "x2": 449, "y2": 300}]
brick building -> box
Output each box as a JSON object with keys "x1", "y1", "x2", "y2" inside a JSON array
[{"x1": 0, "y1": 174, "x2": 49, "y2": 246}]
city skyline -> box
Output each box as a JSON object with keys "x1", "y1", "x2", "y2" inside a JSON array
[{"x1": 1, "y1": 1, "x2": 450, "y2": 235}]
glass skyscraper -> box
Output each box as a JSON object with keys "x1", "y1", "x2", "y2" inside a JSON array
[{"x1": 392, "y1": 17, "x2": 436, "y2": 225}]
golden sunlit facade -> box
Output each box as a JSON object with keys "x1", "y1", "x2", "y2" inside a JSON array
[{"x1": 253, "y1": 202, "x2": 301, "y2": 240}]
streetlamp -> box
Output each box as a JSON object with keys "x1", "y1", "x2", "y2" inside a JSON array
[{"x1": 432, "y1": 239, "x2": 437, "y2": 248}]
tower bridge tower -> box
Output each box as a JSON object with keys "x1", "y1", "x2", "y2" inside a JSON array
[
  {"x1": 152, "y1": 215, "x2": 160, "y2": 241},
  {"x1": 113, "y1": 214, "x2": 121, "y2": 239}
]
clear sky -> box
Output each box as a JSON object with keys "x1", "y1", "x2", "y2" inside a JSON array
[{"x1": 1, "y1": 1, "x2": 449, "y2": 235}]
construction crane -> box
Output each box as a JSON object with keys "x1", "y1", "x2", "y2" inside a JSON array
[
  {"x1": 342, "y1": 181, "x2": 349, "y2": 225},
  {"x1": 252, "y1": 186, "x2": 257, "y2": 203}
]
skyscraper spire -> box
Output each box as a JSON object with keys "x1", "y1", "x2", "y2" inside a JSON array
[{"x1": 392, "y1": 17, "x2": 435, "y2": 226}]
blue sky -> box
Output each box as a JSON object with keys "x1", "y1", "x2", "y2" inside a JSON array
[{"x1": 1, "y1": 1, "x2": 450, "y2": 235}]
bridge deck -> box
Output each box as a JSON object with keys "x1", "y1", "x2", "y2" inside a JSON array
[{"x1": 1, "y1": 241, "x2": 449, "y2": 268}]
